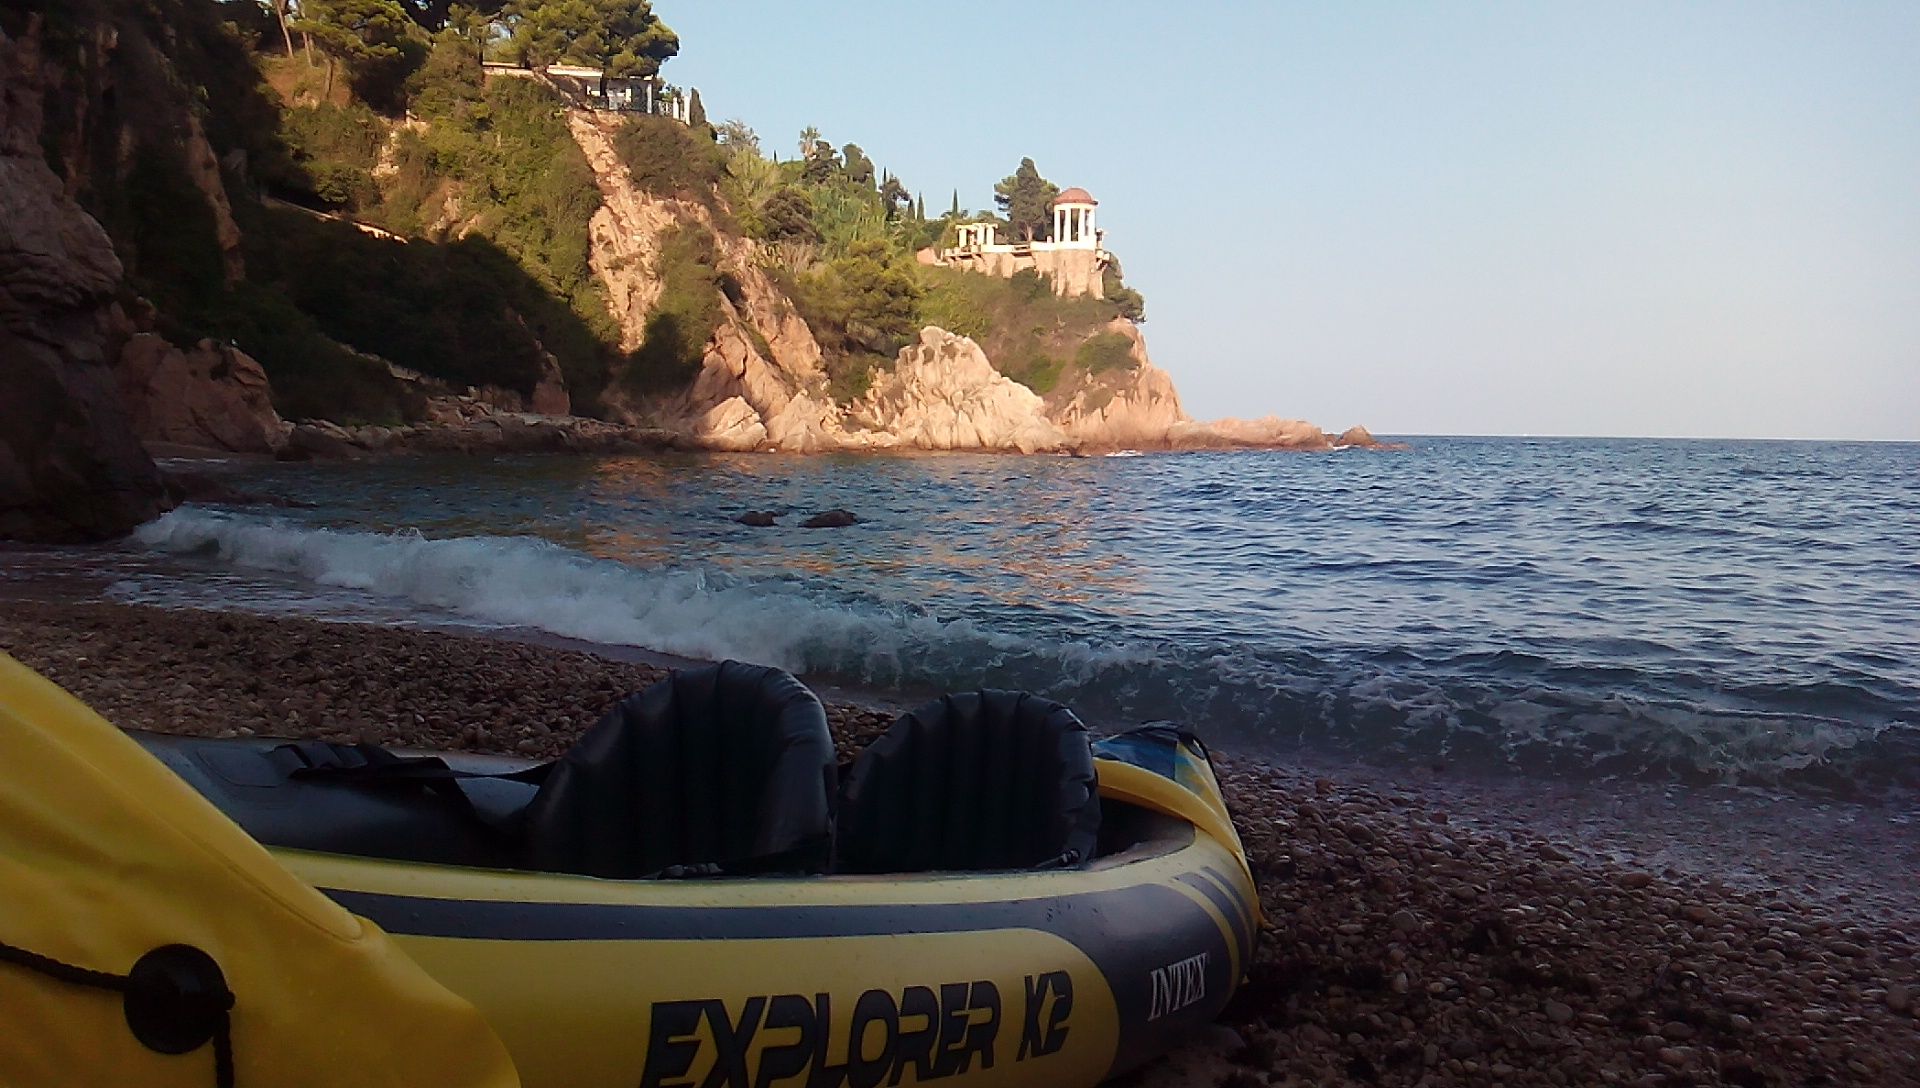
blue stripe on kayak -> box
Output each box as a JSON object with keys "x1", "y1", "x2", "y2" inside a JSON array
[
  {"x1": 1195, "y1": 866, "x2": 1257, "y2": 960},
  {"x1": 322, "y1": 880, "x2": 1191, "y2": 943},
  {"x1": 1172, "y1": 871, "x2": 1247, "y2": 966}
]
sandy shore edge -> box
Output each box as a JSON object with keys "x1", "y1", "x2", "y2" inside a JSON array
[{"x1": 2, "y1": 600, "x2": 1914, "y2": 1087}]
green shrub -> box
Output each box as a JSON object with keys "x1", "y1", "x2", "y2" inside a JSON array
[
  {"x1": 625, "y1": 227, "x2": 722, "y2": 391},
  {"x1": 614, "y1": 115, "x2": 725, "y2": 203},
  {"x1": 308, "y1": 161, "x2": 379, "y2": 208},
  {"x1": 1103, "y1": 264, "x2": 1146, "y2": 322},
  {"x1": 273, "y1": 103, "x2": 387, "y2": 209},
  {"x1": 794, "y1": 240, "x2": 921, "y2": 399},
  {"x1": 1076, "y1": 331, "x2": 1138, "y2": 376},
  {"x1": 117, "y1": 145, "x2": 230, "y2": 313},
  {"x1": 1009, "y1": 267, "x2": 1051, "y2": 302},
  {"x1": 914, "y1": 265, "x2": 1129, "y2": 391},
  {"x1": 1005, "y1": 352, "x2": 1065, "y2": 394},
  {"x1": 239, "y1": 205, "x2": 608, "y2": 403},
  {"x1": 827, "y1": 352, "x2": 887, "y2": 403},
  {"x1": 196, "y1": 283, "x2": 414, "y2": 425}
]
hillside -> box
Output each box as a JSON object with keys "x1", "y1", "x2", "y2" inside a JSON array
[{"x1": 0, "y1": 0, "x2": 1373, "y2": 540}]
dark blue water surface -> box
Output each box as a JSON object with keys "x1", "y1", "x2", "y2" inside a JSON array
[{"x1": 98, "y1": 438, "x2": 1920, "y2": 796}]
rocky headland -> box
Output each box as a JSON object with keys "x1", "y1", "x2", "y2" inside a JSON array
[
  {"x1": 0, "y1": 7, "x2": 1390, "y2": 542},
  {"x1": 3, "y1": 599, "x2": 1913, "y2": 1088}
]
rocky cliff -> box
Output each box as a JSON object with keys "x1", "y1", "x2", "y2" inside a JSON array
[
  {"x1": 0, "y1": 19, "x2": 165, "y2": 540},
  {"x1": 562, "y1": 114, "x2": 1226, "y2": 454},
  {"x1": 0, "y1": 5, "x2": 1388, "y2": 540}
]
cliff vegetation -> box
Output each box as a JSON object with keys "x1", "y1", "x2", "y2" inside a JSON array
[
  {"x1": 2, "y1": 0, "x2": 1371, "y2": 539},
  {"x1": 113, "y1": 0, "x2": 1155, "y2": 421}
]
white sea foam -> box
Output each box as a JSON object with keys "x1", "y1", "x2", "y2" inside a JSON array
[{"x1": 130, "y1": 509, "x2": 1127, "y2": 684}]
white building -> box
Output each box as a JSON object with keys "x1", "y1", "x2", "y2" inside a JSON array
[{"x1": 930, "y1": 188, "x2": 1113, "y2": 298}]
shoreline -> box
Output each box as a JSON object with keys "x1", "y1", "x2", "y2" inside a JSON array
[{"x1": 2, "y1": 599, "x2": 1915, "y2": 1085}]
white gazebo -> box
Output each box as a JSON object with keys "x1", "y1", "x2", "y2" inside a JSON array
[
  {"x1": 1051, "y1": 187, "x2": 1098, "y2": 248},
  {"x1": 953, "y1": 222, "x2": 999, "y2": 250}
]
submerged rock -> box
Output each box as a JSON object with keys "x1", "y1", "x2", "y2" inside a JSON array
[
  {"x1": 801, "y1": 509, "x2": 858, "y2": 528},
  {"x1": 736, "y1": 510, "x2": 778, "y2": 527}
]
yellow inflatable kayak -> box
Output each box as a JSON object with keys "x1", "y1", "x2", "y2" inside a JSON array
[{"x1": 8, "y1": 655, "x2": 1260, "y2": 1088}]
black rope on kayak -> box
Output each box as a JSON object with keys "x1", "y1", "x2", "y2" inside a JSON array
[{"x1": 0, "y1": 938, "x2": 235, "y2": 1088}]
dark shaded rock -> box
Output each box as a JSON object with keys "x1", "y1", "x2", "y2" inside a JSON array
[
  {"x1": 1334, "y1": 425, "x2": 1410, "y2": 452},
  {"x1": 282, "y1": 423, "x2": 364, "y2": 461},
  {"x1": 801, "y1": 509, "x2": 859, "y2": 528},
  {"x1": 0, "y1": 22, "x2": 165, "y2": 541},
  {"x1": 117, "y1": 334, "x2": 284, "y2": 453},
  {"x1": 736, "y1": 511, "x2": 778, "y2": 527}
]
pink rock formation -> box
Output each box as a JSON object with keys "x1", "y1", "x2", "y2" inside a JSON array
[
  {"x1": 1047, "y1": 318, "x2": 1190, "y2": 448},
  {"x1": 117, "y1": 333, "x2": 286, "y2": 453},
  {"x1": 850, "y1": 328, "x2": 1071, "y2": 453}
]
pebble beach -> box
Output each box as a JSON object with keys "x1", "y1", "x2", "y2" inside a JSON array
[{"x1": 2, "y1": 599, "x2": 1915, "y2": 1087}]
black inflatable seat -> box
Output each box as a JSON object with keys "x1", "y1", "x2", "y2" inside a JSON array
[
  {"x1": 519, "y1": 660, "x2": 837, "y2": 879},
  {"x1": 836, "y1": 690, "x2": 1100, "y2": 874}
]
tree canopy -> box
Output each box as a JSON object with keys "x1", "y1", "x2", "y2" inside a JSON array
[
  {"x1": 993, "y1": 157, "x2": 1059, "y2": 242},
  {"x1": 841, "y1": 143, "x2": 874, "y2": 188},
  {"x1": 504, "y1": 0, "x2": 679, "y2": 78},
  {"x1": 292, "y1": 0, "x2": 427, "y2": 111}
]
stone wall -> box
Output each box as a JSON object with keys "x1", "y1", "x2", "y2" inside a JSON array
[{"x1": 933, "y1": 247, "x2": 1107, "y2": 299}]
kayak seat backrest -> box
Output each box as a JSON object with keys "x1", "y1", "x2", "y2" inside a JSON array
[
  {"x1": 835, "y1": 690, "x2": 1100, "y2": 873},
  {"x1": 518, "y1": 661, "x2": 837, "y2": 879}
]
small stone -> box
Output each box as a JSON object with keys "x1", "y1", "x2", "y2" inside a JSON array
[
  {"x1": 1888, "y1": 984, "x2": 1912, "y2": 1013},
  {"x1": 1195, "y1": 1023, "x2": 1244, "y2": 1052},
  {"x1": 1390, "y1": 909, "x2": 1420, "y2": 933},
  {"x1": 1659, "y1": 1021, "x2": 1695, "y2": 1041},
  {"x1": 1657, "y1": 1046, "x2": 1693, "y2": 1068},
  {"x1": 1447, "y1": 1037, "x2": 1479, "y2": 1059},
  {"x1": 1543, "y1": 1000, "x2": 1574, "y2": 1024},
  {"x1": 1619, "y1": 871, "x2": 1655, "y2": 890}
]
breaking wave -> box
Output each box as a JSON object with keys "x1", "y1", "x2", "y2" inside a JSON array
[{"x1": 131, "y1": 507, "x2": 1919, "y2": 797}]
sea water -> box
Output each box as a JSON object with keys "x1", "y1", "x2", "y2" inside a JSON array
[{"x1": 47, "y1": 437, "x2": 1920, "y2": 798}]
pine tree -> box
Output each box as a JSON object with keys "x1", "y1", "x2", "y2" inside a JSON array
[
  {"x1": 293, "y1": 0, "x2": 425, "y2": 110},
  {"x1": 842, "y1": 143, "x2": 875, "y2": 187},
  {"x1": 993, "y1": 157, "x2": 1059, "y2": 241},
  {"x1": 949, "y1": 190, "x2": 960, "y2": 218},
  {"x1": 505, "y1": 0, "x2": 680, "y2": 78}
]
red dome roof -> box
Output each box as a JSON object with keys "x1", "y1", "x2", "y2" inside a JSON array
[{"x1": 1053, "y1": 187, "x2": 1097, "y2": 206}]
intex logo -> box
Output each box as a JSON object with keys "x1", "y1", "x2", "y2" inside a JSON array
[{"x1": 1146, "y1": 952, "x2": 1209, "y2": 1021}]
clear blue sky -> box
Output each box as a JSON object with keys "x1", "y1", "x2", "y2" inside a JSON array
[{"x1": 658, "y1": 2, "x2": 1919, "y2": 440}]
